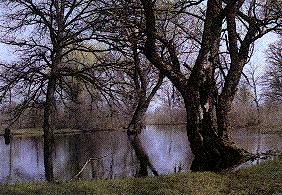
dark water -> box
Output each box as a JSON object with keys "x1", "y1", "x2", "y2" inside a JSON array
[{"x1": 0, "y1": 125, "x2": 281, "y2": 183}]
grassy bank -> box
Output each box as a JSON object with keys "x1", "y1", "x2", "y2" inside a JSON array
[{"x1": 0, "y1": 157, "x2": 281, "y2": 195}]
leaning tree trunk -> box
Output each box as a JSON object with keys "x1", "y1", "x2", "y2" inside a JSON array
[
  {"x1": 127, "y1": 101, "x2": 159, "y2": 177},
  {"x1": 126, "y1": 37, "x2": 163, "y2": 177},
  {"x1": 43, "y1": 77, "x2": 56, "y2": 182}
]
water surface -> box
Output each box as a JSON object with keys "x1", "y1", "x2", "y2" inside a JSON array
[{"x1": 0, "y1": 125, "x2": 281, "y2": 183}]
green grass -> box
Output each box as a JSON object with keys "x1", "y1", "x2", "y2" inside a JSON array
[{"x1": 0, "y1": 157, "x2": 281, "y2": 194}]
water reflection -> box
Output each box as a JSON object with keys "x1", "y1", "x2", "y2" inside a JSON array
[
  {"x1": 0, "y1": 125, "x2": 281, "y2": 183},
  {"x1": 230, "y1": 128, "x2": 282, "y2": 154},
  {"x1": 140, "y1": 125, "x2": 193, "y2": 174},
  {"x1": 0, "y1": 137, "x2": 45, "y2": 183}
]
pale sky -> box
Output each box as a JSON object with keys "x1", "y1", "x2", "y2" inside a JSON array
[
  {"x1": 0, "y1": 43, "x2": 14, "y2": 63},
  {"x1": 248, "y1": 32, "x2": 279, "y2": 68}
]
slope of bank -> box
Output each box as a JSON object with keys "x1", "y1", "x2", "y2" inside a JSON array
[{"x1": 0, "y1": 157, "x2": 281, "y2": 195}]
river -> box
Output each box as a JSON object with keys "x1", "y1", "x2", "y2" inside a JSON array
[{"x1": 0, "y1": 125, "x2": 281, "y2": 183}]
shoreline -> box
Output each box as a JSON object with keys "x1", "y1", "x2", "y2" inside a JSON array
[{"x1": 1, "y1": 123, "x2": 281, "y2": 137}]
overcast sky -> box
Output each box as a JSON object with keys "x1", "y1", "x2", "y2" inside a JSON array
[
  {"x1": 248, "y1": 32, "x2": 279, "y2": 67},
  {"x1": 0, "y1": 43, "x2": 13, "y2": 63}
]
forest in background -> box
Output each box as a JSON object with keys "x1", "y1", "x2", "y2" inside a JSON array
[{"x1": 1, "y1": 63, "x2": 281, "y2": 130}]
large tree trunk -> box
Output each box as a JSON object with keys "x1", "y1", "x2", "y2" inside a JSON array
[
  {"x1": 183, "y1": 91, "x2": 250, "y2": 171},
  {"x1": 43, "y1": 77, "x2": 56, "y2": 182}
]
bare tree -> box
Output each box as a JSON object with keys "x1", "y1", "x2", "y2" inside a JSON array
[
  {"x1": 139, "y1": 0, "x2": 282, "y2": 171},
  {"x1": 126, "y1": 41, "x2": 163, "y2": 177},
  {"x1": 264, "y1": 39, "x2": 282, "y2": 102},
  {"x1": 0, "y1": 0, "x2": 107, "y2": 181},
  {"x1": 82, "y1": 0, "x2": 165, "y2": 177},
  {"x1": 244, "y1": 63, "x2": 263, "y2": 124}
]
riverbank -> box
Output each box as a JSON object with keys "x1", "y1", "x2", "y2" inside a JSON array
[
  {"x1": 0, "y1": 128, "x2": 82, "y2": 136},
  {"x1": 229, "y1": 124, "x2": 282, "y2": 138},
  {"x1": 0, "y1": 128, "x2": 125, "y2": 136},
  {"x1": 1, "y1": 123, "x2": 281, "y2": 136},
  {"x1": 0, "y1": 157, "x2": 281, "y2": 194}
]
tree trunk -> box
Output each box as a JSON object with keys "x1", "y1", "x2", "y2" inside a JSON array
[
  {"x1": 128, "y1": 133, "x2": 158, "y2": 177},
  {"x1": 216, "y1": 96, "x2": 233, "y2": 139},
  {"x1": 127, "y1": 101, "x2": 159, "y2": 177},
  {"x1": 126, "y1": 38, "x2": 162, "y2": 177},
  {"x1": 43, "y1": 77, "x2": 56, "y2": 182},
  {"x1": 183, "y1": 92, "x2": 250, "y2": 171}
]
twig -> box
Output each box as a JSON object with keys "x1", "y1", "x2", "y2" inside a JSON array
[{"x1": 70, "y1": 153, "x2": 112, "y2": 180}]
